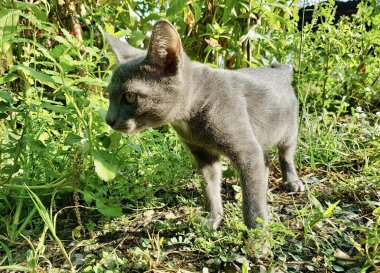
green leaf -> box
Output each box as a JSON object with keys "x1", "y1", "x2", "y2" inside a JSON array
[
  {"x1": 0, "y1": 102, "x2": 16, "y2": 112},
  {"x1": 104, "y1": 23, "x2": 115, "y2": 34},
  {"x1": 108, "y1": 132, "x2": 122, "y2": 150},
  {"x1": 0, "y1": 241, "x2": 13, "y2": 264},
  {"x1": 0, "y1": 91, "x2": 13, "y2": 103},
  {"x1": 98, "y1": 134, "x2": 111, "y2": 149},
  {"x1": 332, "y1": 264, "x2": 345, "y2": 272},
  {"x1": 0, "y1": 9, "x2": 20, "y2": 54},
  {"x1": 128, "y1": 30, "x2": 146, "y2": 48},
  {"x1": 15, "y1": 1, "x2": 48, "y2": 21},
  {"x1": 323, "y1": 200, "x2": 340, "y2": 218},
  {"x1": 167, "y1": 0, "x2": 186, "y2": 16},
  {"x1": 96, "y1": 198, "x2": 123, "y2": 217},
  {"x1": 72, "y1": 76, "x2": 107, "y2": 87},
  {"x1": 92, "y1": 150, "x2": 118, "y2": 182},
  {"x1": 64, "y1": 133, "x2": 82, "y2": 146},
  {"x1": 373, "y1": 207, "x2": 380, "y2": 216},
  {"x1": 127, "y1": 3, "x2": 138, "y2": 26},
  {"x1": 50, "y1": 44, "x2": 69, "y2": 60},
  {"x1": 308, "y1": 194, "x2": 324, "y2": 214},
  {"x1": 82, "y1": 190, "x2": 94, "y2": 205},
  {"x1": 0, "y1": 265, "x2": 32, "y2": 272},
  {"x1": 241, "y1": 258, "x2": 249, "y2": 273},
  {"x1": 15, "y1": 65, "x2": 57, "y2": 88},
  {"x1": 26, "y1": 185, "x2": 55, "y2": 232},
  {"x1": 0, "y1": 73, "x2": 19, "y2": 84},
  {"x1": 193, "y1": 3, "x2": 202, "y2": 22},
  {"x1": 269, "y1": 2, "x2": 293, "y2": 15},
  {"x1": 61, "y1": 55, "x2": 94, "y2": 67},
  {"x1": 39, "y1": 102, "x2": 72, "y2": 114},
  {"x1": 53, "y1": 35, "x2": 72, "y2": 47}
]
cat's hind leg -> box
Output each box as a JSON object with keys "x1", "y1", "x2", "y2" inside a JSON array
[{"x1": 278, "y1": 140, "x2": 305, "y2": 192}]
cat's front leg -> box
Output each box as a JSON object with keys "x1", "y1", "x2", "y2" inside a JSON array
[{"x1": 187, "y1": 144, "x2": 223, "y2": 229}]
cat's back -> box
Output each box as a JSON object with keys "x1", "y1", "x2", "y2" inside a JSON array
[
  {"x1": 236, "y1": 64, "x2": 293, "y2": 91},
  {"x1": 235, "y1": 65, "x2": 297, "y2": 106},
  {"x1": 188, "y1": 62, "x2": 297, "y2": 113}
]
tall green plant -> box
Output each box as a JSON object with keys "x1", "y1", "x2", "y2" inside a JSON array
[
  {"x1": 0, "y1": 0, "x2": 111, "y2": 250},
  {"x1": 294, "y1": 0, "x2": 380, "y2": 109}
]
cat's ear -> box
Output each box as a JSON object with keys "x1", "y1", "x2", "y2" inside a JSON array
[
  {"x1": 105, "y1": 33, "x2": 146, "y2": 63},
  {"x1": 147, "y1": 20, "x2": 182, "y2": 74}
]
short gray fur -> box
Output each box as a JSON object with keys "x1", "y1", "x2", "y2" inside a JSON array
[{"x1": 105, "y1": 19, "x2": 305, "y2": 229}]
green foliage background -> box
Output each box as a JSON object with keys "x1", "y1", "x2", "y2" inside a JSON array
[{"x1": 0, "y1": 0, "x2": 379, "y2": 272}]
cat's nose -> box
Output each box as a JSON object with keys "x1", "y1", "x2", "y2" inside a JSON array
[{"x1": 106, "y1": 117, "x2": 116, "y2": 128}]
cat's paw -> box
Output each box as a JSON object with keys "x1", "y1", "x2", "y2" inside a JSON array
[
  {"x1": 284, "y1": 180, "x2": 305, "y2": 192},
  {"x1": 205, "y1": 217, "x2": 222, "y2": 230},
  {"x1": 193, "y1": 213, "x2": 221, "y2": 229}
]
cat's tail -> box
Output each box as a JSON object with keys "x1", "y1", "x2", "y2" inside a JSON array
[
  {"x1": 271, "y1": 62, "x2": 293, "y2": 73},
  {"x1": 271, "y1": 62, "x2": 293, "y2": 82}
]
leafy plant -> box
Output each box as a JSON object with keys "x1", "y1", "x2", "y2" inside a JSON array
[{"x1": 26, "y1": 187, "x2": 74, "y2": 272}]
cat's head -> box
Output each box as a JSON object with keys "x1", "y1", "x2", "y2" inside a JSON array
[{"x1": 105, "y1": 20, "x2": 187, "y2": 134}]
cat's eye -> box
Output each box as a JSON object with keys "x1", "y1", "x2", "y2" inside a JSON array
[{"x1": 125, "y1": 92, "x2": 137, "y2": 104}]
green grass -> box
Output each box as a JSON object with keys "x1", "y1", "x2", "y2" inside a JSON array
[{"x1": 1, "y1": 109, "x2": 378, "y2": 272}]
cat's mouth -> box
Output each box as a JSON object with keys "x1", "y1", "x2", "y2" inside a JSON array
[
  {"x1": 116, "y1": 119, "x2": 144, "y2": 135},
  {"x1": 113, "y1": 118, "x2": 161, "y2": 135}
]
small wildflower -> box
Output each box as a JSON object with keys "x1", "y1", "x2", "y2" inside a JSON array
[
  {"x1": 376, "y1": 112, "x2": 380, "y2": 117},
  {"x1": 362, "y1": 128, "x2": 371, "y2": 135},
  {"x1": 356, "y1": 106, "x2": 363, "y2": 112},
  {"x1": 355, "y1": 112, "x2": 367, "y2": 118}
]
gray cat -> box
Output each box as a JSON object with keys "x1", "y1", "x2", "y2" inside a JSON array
[{"x1": 105, "y1": 19, "x2": 304, "y2": 229}]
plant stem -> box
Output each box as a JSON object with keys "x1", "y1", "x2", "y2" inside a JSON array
[
  {"x1": 2, "y1": 176, "x2": 68, "y2": 190},
  {"x1": 52, "y1": 232, "x2": 75, "y2": 272},
  {"x1": 18, "y1": 207, "x2": 37, "y2": 236}
]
